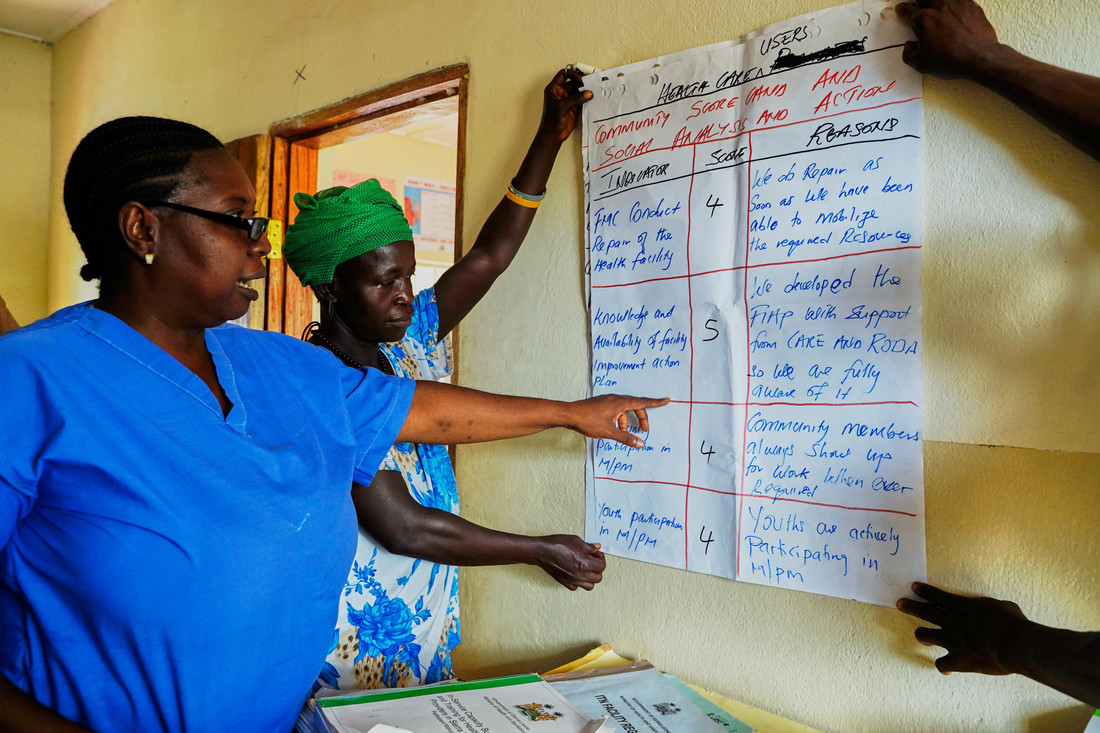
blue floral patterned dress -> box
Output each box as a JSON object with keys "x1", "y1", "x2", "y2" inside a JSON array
[{"x1": 321, "y1": 287, "x2": 461, "y2": 690}]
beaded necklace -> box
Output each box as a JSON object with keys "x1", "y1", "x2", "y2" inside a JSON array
[{"x1": 304, "y1": 322, "x2": 394, "y2": 376}]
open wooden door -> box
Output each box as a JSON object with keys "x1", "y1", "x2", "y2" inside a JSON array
[
  {"x1": 226, "y1": 133, "x2": 317, "y2": 337},
  {"x1": 227, "y1": 65, "x2": 467, "y2": 339},
  {"x1": 281, "y1": 143, "x2": 318, "y2": 338},
  {"x1": 269, "y1": 64, "x2": 467, "y2": 340}
]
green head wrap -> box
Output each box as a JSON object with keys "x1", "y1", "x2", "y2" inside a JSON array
[{"x1": 283, "y1": 179, "x2": 413, "y2": 286}]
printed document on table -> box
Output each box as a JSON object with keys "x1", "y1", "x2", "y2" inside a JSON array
[{"x1": 550, "y1": 664, "x2": 747, "y2": 732}]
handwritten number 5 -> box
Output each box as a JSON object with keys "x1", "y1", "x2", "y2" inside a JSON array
[{"x1": 703, "y1": 318, "x2": 720, "y2": 342}]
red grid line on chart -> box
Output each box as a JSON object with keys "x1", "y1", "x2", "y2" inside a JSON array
[
  {"x1": 587, "y1": 70, "x2": 924, "y2": 581},
  {"x1": 683, "y1": 144, "x2": 697, "y2": 569},
  {"x1": 592, "y1": 244, "x2": 922, "y2": 290},
  {"x1": 736, "y1": 128, "x2": 753, "y2": 579},
  {"x1": 593, "y1": 477, "x2": 918, "y2": 518},
  {"x1": 668, "y1": 399, "x2": 920, "y2": 408},
  {"x1": 590, "y1": 96, "x2": 922, "y2": 174}
]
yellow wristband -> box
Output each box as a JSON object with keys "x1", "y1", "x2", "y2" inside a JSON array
[{"x1": 505, "y1": 188, "x2": 542, "y2": 208}]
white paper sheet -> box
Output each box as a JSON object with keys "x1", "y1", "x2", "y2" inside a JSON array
[{"x1": 583, "y1": 0, "x2": 925, "y2": 606}]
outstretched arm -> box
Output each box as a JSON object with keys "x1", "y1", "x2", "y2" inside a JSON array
[
  {"x1": 397, "y1": 379, "x2": 667, "y2": 449},
  {"x1": 897, "y1": 582, "x2": 1100, "y2": 707},
  {"x1": 353, "y1": 471, "x2": 605, "y2": 590},
  {"x1": 897, "y1": 0, "x2": 1100, "y2": 160},
  {"x1": 434, "y1": 68, "x2": 592, "y2": 338}
]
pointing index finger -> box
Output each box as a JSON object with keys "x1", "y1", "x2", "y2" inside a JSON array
[{"x1": 634, "y1": 396, "x2": 669, "y2": 432}]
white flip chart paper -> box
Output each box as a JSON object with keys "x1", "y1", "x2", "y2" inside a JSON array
[{"x1": 583, "y1": 0, "x2": 924, "y2": 606}]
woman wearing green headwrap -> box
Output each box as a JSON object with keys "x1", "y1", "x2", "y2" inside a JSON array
[{"x1": 285, "y1": 69, "x2": 602, "y2": 690}]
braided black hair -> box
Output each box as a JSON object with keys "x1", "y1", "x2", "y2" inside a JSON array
[{"x1": 63, "y1": 116, "x2": 224, "y2": 286}]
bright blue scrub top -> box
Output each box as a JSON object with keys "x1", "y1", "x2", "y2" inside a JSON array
[{"x1": 0, "y1": 303, "x2": 415, "y2": 732}]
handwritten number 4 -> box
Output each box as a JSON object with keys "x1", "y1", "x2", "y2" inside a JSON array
[
  {"x1": 699, "y1": 441, "x2": 716, "y2": 464},
  {"x1": 705, "y1": 195, "x2": 723, "y2": 218},
  {"x1": 699, "y1": 526, "x2": 715, "y2": 554}
]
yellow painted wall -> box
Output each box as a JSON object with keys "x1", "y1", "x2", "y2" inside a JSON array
[
  {"x1": 44, "y1": 1, "x2": 1099, "y2": 730},
  {"x1": 317, "y1": 130, "x2": 456, "y2": 198},
  {"x1": 0, "y1": 33, "x2": 51, "y2": 325}
]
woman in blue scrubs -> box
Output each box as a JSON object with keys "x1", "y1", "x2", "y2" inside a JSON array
[{"x1": 0, "y1": 116, "x2": 663, "y2": 733}]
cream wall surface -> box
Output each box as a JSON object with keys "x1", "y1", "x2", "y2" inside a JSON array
[
  {"x1": 44, "y1": 2, "x2": 1099, "y2": 731},
  {"x1": 0, "y1": 33, "x2": 50, "y2": 324},
  {"x1": 316, "y1": 131, "x2": 456, "y2": 195}
]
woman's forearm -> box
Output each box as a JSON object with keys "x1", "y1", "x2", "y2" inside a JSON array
[
  {"x1": 354, "y1": 474, "x2": 537, "y2": 564},
  {"x1": 466, "y1": 69, "x2": 585, "y2": 274},
  {"x1": 396, "y1": 380, "x2": 664, "y2": 448},
  {"x1": 452, "y1": 131, "x2": 561, "y2": 274},
  {"x1": 390, "y1": 516, "x2": 604, "y2": 591},
  {"x1": 432, "y1": 69, "x2": 588, "y2": 338},
  {"x1": 381, "y1": 503, "x2": 546, "y2": 567},
  {"x1": 353, "y1": 474, "x2": 605, "y2": 590},
  {"x1": 897, "y1": 0, "x2": 1100, "y2": 161},
  {"x1": 398, "y1": 381, "x2": 567, "y2": 444},
  {"x1": 973, "y1": 45, "x2": 1100, "y2": 161}
]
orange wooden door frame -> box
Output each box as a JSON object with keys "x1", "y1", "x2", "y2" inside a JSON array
[
  {"x1": 267, "y1": 63, "x2": 469, "y2": 339},
  {"x1": 224, "y1": 134, "x2": 273, "y2": 330}
]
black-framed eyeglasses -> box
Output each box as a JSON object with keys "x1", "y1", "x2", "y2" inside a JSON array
[{"x1": 143, "y1": 200, "x2": 269, "y2": 242}]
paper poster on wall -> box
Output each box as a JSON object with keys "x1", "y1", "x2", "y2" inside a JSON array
[
  {"x1": 404, "y1": 177, "x2": 456, "y2": 251},
  {"x1": 582, "y1": 0, "x2": 924, "y2": 606},
  {"x1": 332, "y1": 169, "x2": 398, "y2": 200}
]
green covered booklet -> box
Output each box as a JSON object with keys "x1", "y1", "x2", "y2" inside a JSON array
[{"x1": 307, "y1": 674, "x2": 612, "y2": 733}]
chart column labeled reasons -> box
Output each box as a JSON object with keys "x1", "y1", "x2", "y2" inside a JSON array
[{"x1": 584, "y1": 0, "x2": 924, "y2": 606}]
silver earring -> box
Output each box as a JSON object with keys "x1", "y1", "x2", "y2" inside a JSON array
[
  {"x1": 327, "y1": 300, "x2": 333, "y2": 317},
  {"x1": 144, "y1": 253, "x2": 155, "y2": 265}
]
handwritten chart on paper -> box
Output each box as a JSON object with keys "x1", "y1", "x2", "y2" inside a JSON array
[{"x1": 582, "y1": 1, "x2": 924, "y2": 606}]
